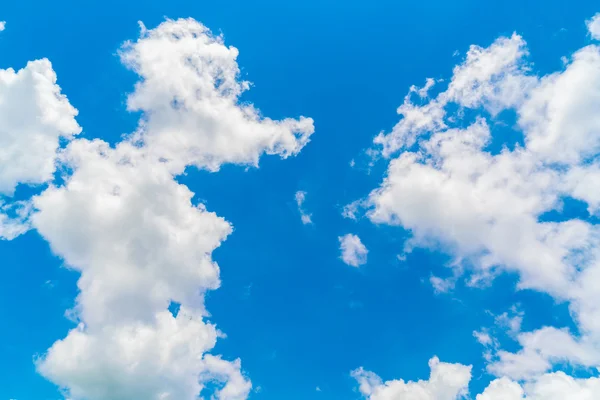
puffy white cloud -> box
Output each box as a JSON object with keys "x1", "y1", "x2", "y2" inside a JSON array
[
  {"x1": 588, "y1": 13, "x2": 600, "y2": 40},
  {"x1": 295, "y1": 190, "x2": 312, "y2": 224},
  {"x1": 478, "y1": 373, "x2": 600, "y2": 400},
  {"x1": 489, "y1": 326, "x2": 600, "y2": 380},
  {"x1": 0, "y1": 58, "x2": 80, "y2": 239},
  {"x1": 20, "y1": 17, "x2": 314, "y2": 399},
  {"x1": 339, "y1": 233, "x2": 368, "y2": 267},
  {"x1": 120, "y1": 19, "x2": 314, "y2": 174},
  {"x1": 0, "y1": 59, "x2": 81, "y2": 195},
  {"x1": 39, "y1": 309, "x2": 221, "y2": 400},
  {"x1": 0, "y1": 21, "x2": 5, "y2": 31},
  {"x1": 352, "y1": 357, "x2": 472, "y2": 400},
  {"x1": 354, "y1": 13, "x2": 600, "y2": 387},
  {"x1": 368, "y1": 118, "x2": 589, "y2": 295},
  {"x1": 445, "y1": 34, "x2": 535, "y2": 114},
  {"x1": 476, "y1": 377, "x2": 525, "y2": 400},
  {"x1": 32, "y1": 139, "x2": 228, "y2": 328},
  {"x1": 519, "y1": 45, "x2": 600, "y2": 164},
  {"x1": 354, "y1": 358, "x2": 600, "y2": 400},
  {"x1": 564, "y1": 163, "x2": 600, "y2": 215}
]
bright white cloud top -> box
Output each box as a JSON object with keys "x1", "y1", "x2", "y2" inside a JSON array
[
  {"x1": 353, "y1": 357, "x2": 472, "y2": 400},
  {"x1": 0, "y1": 18, "x2": 313, "y2": 399},
  {"x1": 339, "y1": 233, "x2": 368, "y2": 267},
  {"x1": 355, "y1": 357, "x2": 600, "y2": 400},
  {"x1": 350, "y1": 11, "x2": 600, "y2": 400},
  {"x1": 121, "y1": 19, "x2": 314, "y2": 174},
  {"x1": 0, "y1": 21, "x2": 5, "y2": 31},
  {"x1": 0, "y1": 59, "x2": 80, "y2": 240},
  {"x1": 0, "y1": 59, "x2": 81, "y2": 195}
]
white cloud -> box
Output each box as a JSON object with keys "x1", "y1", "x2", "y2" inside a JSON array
[
  {"x1": 478, "y1": 373, "x2": 600, "y2": 400},
  {"x1": 38, "y1": 309, "x2": 238, "y2": 400},
  {"x1": 339, "y1": 233, "x2": 368, "y2": 267},
  {"x1": 295, "y1": 190, "x2": 312, "y2": 224},
  {"x1": 0, "y1": 21, "x2": 5, "y2": 31},
  {"x1": 0, "y1": 200, "x2": 31, "y2": 240},
  {"x1": 0, "y1": 59, "x2": 81, "y2": 195},
  {"x1": 352, "y1": 356, "x2": 472, "y2": 400},
  {"x1": 120, "y1": 19, "x2": 314, "y2": 175},
  {"x1": 0, "y1": 58, "x2": 80, "y2": 239},
  {"x1": 0, "y1": 17, "x2": 315, "y2": 399},
  {"x1": 354, "y1": 14, "x2": 600, "y2": 386},
  {"x1": 588, "y1": 13, "x2": 600, "y2": 40},
  {"x1": 354, "y1": 357, "x2": 600, "y2": 400}
]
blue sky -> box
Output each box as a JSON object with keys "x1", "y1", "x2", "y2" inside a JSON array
[{"x1": 1, "y1": 1, "x2": 600, "y2": 399}]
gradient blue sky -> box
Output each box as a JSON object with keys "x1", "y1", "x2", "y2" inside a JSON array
[{"x1": 1, "y1": 1, "x2": 599, "y2": 399}]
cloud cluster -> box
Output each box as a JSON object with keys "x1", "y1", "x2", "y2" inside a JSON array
[
  {"x1": 352, "y1": 357, "x2": 471, "y2": 400},
  {"x1": 354, "y1": 357, "x2": 600, "y2": 400},
  {"x1": 1, "y1": 18, "x2": 313, "y2": 399},
  {"x1": 351, "y1": 11, "x2": 600, "y2": 395}
]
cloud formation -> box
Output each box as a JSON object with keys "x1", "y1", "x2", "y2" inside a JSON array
[
  {"x1": 1, "y1": 18, "x2": 313, "y2": 399},
  {"x1": 354, "y1": 357, "x2": 600, "y2": 400},
  {"x1": 351, "y1": 11, "x2": 600, "y2": 394},
  {"x1": 120, "y1": 19, "x2": 314, "y2": 174},
  {"x1": 353, "y1": 357, "x2": 471, "y2": 400}
]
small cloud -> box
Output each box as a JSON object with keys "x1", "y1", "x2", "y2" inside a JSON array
[
  {"x1": 342, "y1": 199, "x2": 364, "y2": 220},
  {"x1": 409, "y1": 77, "x2": 436, "y2": 98},
  {"x1": 495, "y1": 306, "x2": 524, "y2": 337},
  {"x1": 295, "y1": 190, "x2": 313, "y2": 224},
  {"x1": 429, "y1": 275, "x2": 456, "y2": 294},
  {"x1": 0, "y1": 21, "x2": 5, "y2": 32},
  {"x1": 473, "y1": 329, "x2": 493, "y2": 346},
  {"x1": 338, "y1": 233, "x2": 368, "y2": 267}
]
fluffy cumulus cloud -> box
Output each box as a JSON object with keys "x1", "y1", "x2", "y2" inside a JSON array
[
  {"x1": 0, "y1": 18, "x2": 313, "y2": 399},
  {"x1": 350, "y1": 11, "x2": 600, "y2": 397},
  {"x1": 339, "y1": 233, "x2": 368, "y2": 267},
  {"x1": 0, "y1": 21, "x2": 5, "y2": 31},
  {"x1": 120, "y1": 19, "x2": 314, "y2": 174},
  {"x1": 352, "y1": 357, "x2": 472, "y2": 400},
  {"x1": 0, "y1": 59, "x2": 81, "y2": 194},
  {"x1": 0, "y1": 58, "x2": 81, "y2": 238},
  {"x1": 354, "y1": 357, "x2": 600, "y2": 399}
]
